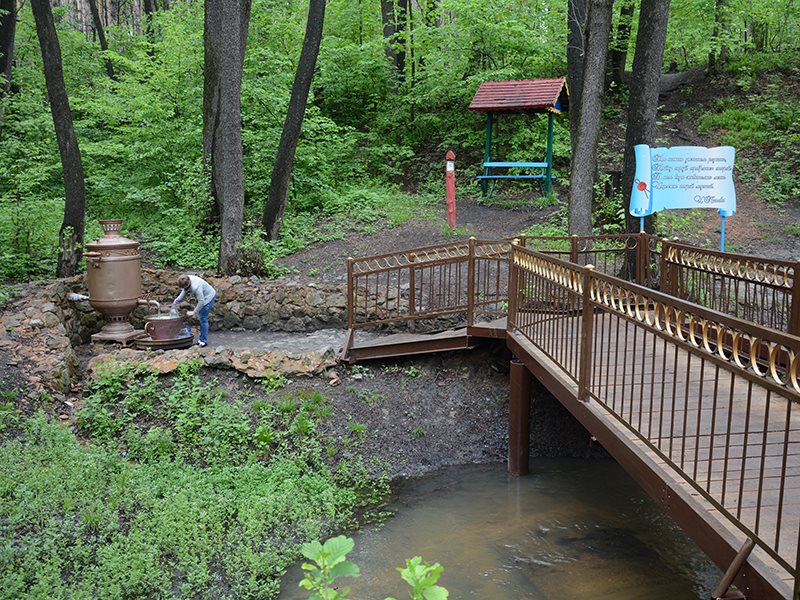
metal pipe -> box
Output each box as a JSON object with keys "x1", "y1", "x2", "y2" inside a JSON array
[{"x1": 137, "y1": 298, "x2": 161, "y2": 313}]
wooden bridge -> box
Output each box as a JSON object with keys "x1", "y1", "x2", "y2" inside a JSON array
[{"x1": 340, "y1": 233, "x2": 800, "y2": 600}]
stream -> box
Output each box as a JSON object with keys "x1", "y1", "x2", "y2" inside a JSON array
[{"x1": 279, "y1": 459, "x2": 720, "y2": 599}]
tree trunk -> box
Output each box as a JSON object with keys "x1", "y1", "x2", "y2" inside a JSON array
[
  {"x1": 708, "y1": 0, "x2": 728, "y2": 73},
  {"x1": 568, "y1": 0, "x2": 613, "y2": 237},
  {"x1": 621, "y1": 0, "x2": 670, "y2": 235},
  {"x1": 142, "y1": 0, "x2": 157, "y2": 58},
  {"x1": 87, "y1": 0, "x2": 116, "y2": 79},
  {"x1": 0, "y1": 0, "x2": 16, "y2": 136},
  {"x1": 567, "y1": 0, "x2": 588, "y2": 160},
  {"x1": 0, "y1": 0, "x2": 16, "y2": 99},
  {"x1": 262, "y1": 0, "x2": 326, "y2": 241},
  {"x1": 608, "y1": 0, "x2": 634, "y2": 86},
  {"x1": 203, "y1": 0, "x2": 251, "y2": 273},
  {"x1": 380, "y1": 0, "x2": 406, "y2": 82},
  {"x1": 30, "y1": 0, "x2": 87, "y2": 277}
]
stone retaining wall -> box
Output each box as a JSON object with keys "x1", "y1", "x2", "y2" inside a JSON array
[
  {"x1": 47, "y1": 269, "x2": 347, "y2": 346},
  {"x1": 0, "y1": 270, "x2": 348, "y2": 396}
]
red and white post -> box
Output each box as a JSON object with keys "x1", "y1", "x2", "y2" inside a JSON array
[{"x1": 445, "y1": 150, "x2": 456, "y2": 229}]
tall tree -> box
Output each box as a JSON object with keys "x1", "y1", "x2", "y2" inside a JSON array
[
  {"x1": 608, "y1": 0, "x2": 634, "y2": 86},
  {"x1": 567, "y1": 0, "x2": 588, "y2": 159},
  {"x1": 568, "y1": 0, "x2": 613, "y2": 236},
  {"x1": 262, "y1": 0, "x2": 326, "y2": 240},
  {"x1": 380, "y1": 0, "x2": 407, "y2": 82},
  {"x1": 621, "y1": 0, "x2": 670, "y2": 234},
  {"x1": 87, "y1": 0, "x2": 116, "y2": 79},
  {"x1": 30, "y1": 0, "x2": 87, "y2": 277},
  {"x1": 708, "y1": 0, "x2": 728, "y2": 73},
  {"x1": 0, "y1": 0, "x2": 15, "y2": 101},
  {"x1": 203, "y1": 0, "x2": 251, "y2": 273}
]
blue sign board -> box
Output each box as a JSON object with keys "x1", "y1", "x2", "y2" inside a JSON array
[{"x1": 629, "y1": 144, "x2": 736, "y2": 218}]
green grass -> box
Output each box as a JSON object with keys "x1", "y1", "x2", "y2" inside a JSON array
[
  {"x1": 0, "y1": 361, "x2": 389, "y2": 599},
  {"x1": 786, "y1": 223, "x2": 800, "y2": 238},
  {"x1": 697, "y1": 82, "x2": 800, "y2": 206}
]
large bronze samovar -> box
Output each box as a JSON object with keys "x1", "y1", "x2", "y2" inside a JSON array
[{"x1": 84, "y1": 219, "x2": 145, "y2": 344}]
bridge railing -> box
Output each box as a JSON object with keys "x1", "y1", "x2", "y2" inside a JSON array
[
  {"x1": 509, "y1": 242, "x2": 800, "y2": 592},
  {"x1": 522, "y1": 232, "x2": 660, "y2": 287},
  {"x1": 661, "y1": 239, "x2": 800, "y2": 336},
  {"x1": 347, "y1": 233, "x2": 799, "y2": 338},
  {"x1": 346, "y1": 239, "x2": 511, "y2": 331}
]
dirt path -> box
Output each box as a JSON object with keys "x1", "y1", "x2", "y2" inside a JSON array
[{"x1": 275, "y1": 197, "x2": 555, "y2": 284}]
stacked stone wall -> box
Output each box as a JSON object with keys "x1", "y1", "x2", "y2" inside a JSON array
[{"x1": 0, "y1": 271, "x2": 348, "y2": 396}]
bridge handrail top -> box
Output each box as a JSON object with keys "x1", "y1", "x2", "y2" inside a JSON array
[
  {"x1": 349, "y1": 238, "x2": 515, "y2": 268},
  {"x1": 514, "y1": 244, "x2": 800, "y2": 348},
  {"x1": 665, "y1": 238, "x2": 798, "y2": 271}
]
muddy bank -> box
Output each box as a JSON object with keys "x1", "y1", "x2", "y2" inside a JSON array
[{"x1": 203, "y1": 341, "x2": 607, "y2": 478}]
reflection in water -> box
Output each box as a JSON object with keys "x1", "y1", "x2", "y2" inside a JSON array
[{"x1": 280, "y1": 460, "x2": 720, "y2": 599}]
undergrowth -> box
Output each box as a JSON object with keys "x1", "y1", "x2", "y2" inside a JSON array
[{"x1": 0, "y1": 360, "x2": 389, "y2": 599}]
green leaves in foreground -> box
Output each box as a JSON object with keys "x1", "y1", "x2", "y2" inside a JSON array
[
  {"x1": 298, "y1": 535, "x2": 448, "y2": 600},
  {"x1": 299, "y1": 536, "x2": 361, "y2": 599},
  {"x1": 391, "y1": 556, "x2": 448, "y2": 600}
]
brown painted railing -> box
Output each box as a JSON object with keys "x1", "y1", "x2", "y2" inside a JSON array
[
  {"x1": 523, "y1": 232, "x2": 659, "y2": 287},
  {"x1": 661, "y1": 239, "x2": 800, "y2": 336},
  {"x1": 509, "y1": 243, "x2": 800, "y2": 594},
  {"x1": 346, "y1": 239, "x2": 511, "y2": 330},
  {"x1": 347, "y1": 233, "x2": 799, "y2": 339}
]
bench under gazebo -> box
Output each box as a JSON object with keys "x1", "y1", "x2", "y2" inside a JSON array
[{"x1": 469, "y1": 77, "x2": 569, "y2": 195}]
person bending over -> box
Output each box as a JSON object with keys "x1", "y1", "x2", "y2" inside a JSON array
[{"x1": 173, "y1": 274, "x2": 216, "y2": 347}]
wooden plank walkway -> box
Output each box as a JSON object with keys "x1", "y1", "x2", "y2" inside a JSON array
[
  {"x1": 510, "y1": 311, "x2": 800, "y2": 599},
  {"x1": 342, "y1": 318, "x2": 506, "y2": 362}
]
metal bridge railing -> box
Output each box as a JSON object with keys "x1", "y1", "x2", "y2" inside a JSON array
[
  {"x1": 346, "y1": 239, "x2": 512, "y2": 331},
  {"x1": 347, "y1": 233, "x2": 799, "y2": 339},
  {"x1": 660, "y1": 239, "x2": 800, "y2": 336},
  {"x1": 509, "y1": 243, "x2": 800, "y2": 595}
]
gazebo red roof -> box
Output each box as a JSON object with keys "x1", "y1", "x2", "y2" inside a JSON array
[{"x1": 469, "y1": 77, "x2": 569, "y2": 113}]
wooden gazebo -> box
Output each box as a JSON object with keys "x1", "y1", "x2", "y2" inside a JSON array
[{"x1": 469, "y1": 77, "x2": 569, "y2": 195}]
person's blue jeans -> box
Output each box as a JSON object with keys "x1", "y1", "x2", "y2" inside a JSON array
[{"x1": 198, "y1": 295, "x2": 216, "y2": 344}]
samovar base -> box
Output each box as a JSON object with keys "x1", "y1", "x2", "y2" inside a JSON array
[{"x1": 91, "y1": 327, "x2": 146, "y2": 346}]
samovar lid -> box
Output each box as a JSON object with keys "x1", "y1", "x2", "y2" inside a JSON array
[{"x1": 86, "y1": 219, "x2": 139, "y2": 251}]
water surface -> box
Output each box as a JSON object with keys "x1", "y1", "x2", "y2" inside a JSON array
[{"x1": 280, "y1": 460, "x2": 720, "y2": 599}]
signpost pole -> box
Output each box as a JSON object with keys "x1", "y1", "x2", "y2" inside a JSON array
[{"x1": 445, "y1": 150, "x2": 456, "y2": 229}]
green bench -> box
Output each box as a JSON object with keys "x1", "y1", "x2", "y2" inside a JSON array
[{"x1": 476, "y1": 161, "x2": 551, "y2": 195}]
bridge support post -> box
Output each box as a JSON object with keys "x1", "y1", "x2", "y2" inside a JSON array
[
  {"x1": 508, "y1": 359, "x2": 531, "y2": 476},
  {"x1": 790, "y1": 259, "x2": 800, "y2": 337}
]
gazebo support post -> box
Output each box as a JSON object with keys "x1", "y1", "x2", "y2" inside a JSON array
[
  {"x1": 545, "y1": 111, "x2": 554, "y2": 195},
  {"x1": 482, "y1": 112, "x2": 494, "y2": 196}
]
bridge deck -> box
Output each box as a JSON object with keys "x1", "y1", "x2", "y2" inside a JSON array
[
  {"x1": 509, "y1": 312, "x2": 800, "y2": 599},
  {"x1": 345, "y1": 236, "x2": 800, "y2": 598}
]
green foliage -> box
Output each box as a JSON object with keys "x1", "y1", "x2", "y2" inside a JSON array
[
  {"x1": 786, "y1": 223, "x2": 800, "y2": 237},
  {"x1": 0, "y1": 402, "x2": 20, "y2": 434},
  {"x1": 0, "y1": 0, "x2": 576, "y2": 280},
  {"x1": 298, "y1": 536, "x2": 448, "y2": 600},
  {"x1": 403, "y1": 365, "x2": 421, "y2": 378},
  {"x1": 0, "y1": 355, "x2": 392, "y2": 598},
  {"x1": 391, "y1": 556, "x2": 449, "y2": 600},
  {"x1": 697, "y1": 79, "x2": 800, "y2": 205},
  {"x1": 299, "y1": 535, "x2": 361, "y2": 600},
  {"x1": 3, "y1": 0, "x2": 800, "y2": 280},
  {"x1": 0, "y1": 285, "x2": 17, "y2": 309}
]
